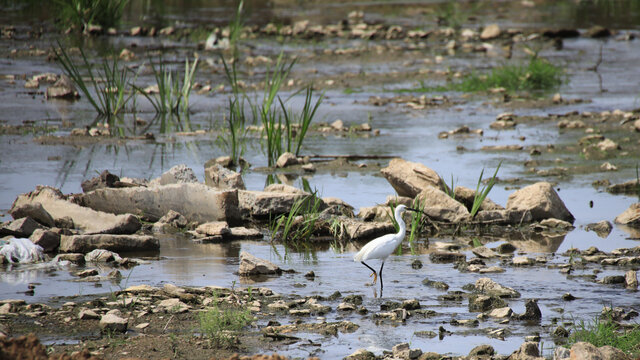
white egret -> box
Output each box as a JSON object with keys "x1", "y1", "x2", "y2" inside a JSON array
[{"x1": 353, "y1": 204, "x2": 417, "y2": 292}]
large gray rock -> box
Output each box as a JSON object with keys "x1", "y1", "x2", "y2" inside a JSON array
[
  {"x1": 76, "y1": 183, "x2": 241, "y2": 225},
  {"x1": 474, "y1": 277, "x2": 520, "y2": 298},
  {"x1": 99, "y1": 313, "x2": 128, "y2": 333},
  {"x1": 506, "y1": 182, "x2": 574, "y2": 223},
  {"x1": 60, "y1": 234, "x2": 159, "y2": 253},
  {"x1": 415, "y1": 186, "x2": 469, "y2": 223},
  {"x1": 204, "y1": 163, "x2": 246, "y2": 190},
  {"x1": 29, "y1": 229, "x2": 60, "y2": 252},
  {"x1": 615, "y1": 203, "x2": 640, "y2": 227},
  {"x1": 474, "y1": 209, "x2": 533, "y2": 225},
  {"x1": 238, "y1": 251, "x2": 282, "y2": 276},
  {"x1": 149, "y1": 164, "x2": 198, "y2": 187},
  {"x1": 10, "y1": 202, "x2": 55, "y2": 227},
  {"x1": 381, "y1": 158, "x2": 443, "y2": 198},
  {"x1": 238, "y1": 185, "x2": 322, "y2": 218},
  {"x1": 11, "y1": 186, "x2": 141, "y2": 234},
  {"x1": 1, "y1": 217, "x2": 44, "y2": 237},
  {"x1": 508, "y1": 342, "x2": 544, "y2": 360},
  {"x1": 454, "y1": 185, "x2": 504, "y2": 212},
  {"x1": 570, "y1": 342, "x2": 630, "y2": 360}
]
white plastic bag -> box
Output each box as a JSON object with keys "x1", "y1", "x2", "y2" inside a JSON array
[{"x1": 0, "y1": 237, "x2": 46, "y2": 263}]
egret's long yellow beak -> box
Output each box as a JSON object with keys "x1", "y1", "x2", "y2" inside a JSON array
[{"x1": 369, "y1": 272, "x2": 377, "y2": 285}]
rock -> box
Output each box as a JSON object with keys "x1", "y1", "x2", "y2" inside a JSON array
[
  {"x1": 9, "y1": 202, "x2": 55, "y2": 227},
  {"x1": 415, "y1": 186, "x2": 470, "y2": 223},
  {"x1": 540, "y1": 218, "x2": 574, "y2": 230},
  {"x1": 276, "y1": 152, "x2": 300, "y2": 168},
  {"x1": 392, "y1": 342, "x2": 422, "y2": 360},
  {"x1": 601, "y1": 162, "x2": 618, "y2": 171},
  {"x1": 554, "y1": 347, "x2": 571, "y2": 360},
  {"x1": 380, "y1": 158, "x2": 443, "y2": 198},
  {"x1": 496, "y1": 243, "x2": 517, "y2": 254},
  {"x1": 506, "y1": 182, "x2": 574, "y2": 223},
  {"x1": 471, "y1": 246, "x2": 499, "y2": 259},
  {"x1": 330, "y1": 119, "x2": 344, "y2": 131},
  {"x1": 488, "y1": 307, "x2": 513, "y2": 318},
  {"x1": 469, "y1": 344, "x2": 495, "y2": 357},
  {"x1": 78, "y1": 309, "x2": 100, "y2": 320},
  {"x1": 625, "y1": 270, "x2": 638, "y2": 290},
  {"x1": 597, "y1": 345, "x2": 631, "y2": 360},
  {"x1": 475, "y1": 277, "x2": 520, "y2": 298},
  {"x1": 228, "y1": 227, "x2": 263, "y2": 239},
  {"x1": 607, "y1": 180, "x2": 640, "y2": 195},
  {"x1": 508, "y1": 341, "x2": 544, "y2": 360},
  {"x1": 429, "y1": 251, "x2": 465, "y2": 263},
  {"x1": 29, "y1": 229, "x2": 60, "y2": 252},
  {"x1": 586, "y1": 25, "x2": 611, "y2": 38},
  {"x1": 516, "y1": 299, "x2": 541, "y2": 321},
  {"x1": 468, "y1": 294, "x2": 506, "y2": 312},
  {"x1": 512, "y1": 257, "x2": 534, "y2": 267},
  {"x1": 453, "y1": 185, "x2": 504, "y2": 212},
  {"x1": 480, "y1": 24, "x2": 501, "y2": 40},
  {"x1": 238, "y1": 186, "x2": 321, "y2": 218},
  {"x1": 422, "y1": 278, "x2": 449, "y2": 290},
  {"x1": 585, "y1": 220, "x2": 613, "y2": 238},
  {"x1": 340, "y1": 218, "x2": 395, "y2": 241},
  {"x1": 155, "y1": 210, "x2": 188, "y2": 229},
  {"x1": 401, "y1": 299, "x2": 421, "y2": 310},
  {"x1": 195, "y1": 221, "x2": 230, "y2": 237},
  {"x1": 158, "y1": 298, "x2": 191, "y2": 313},
  {"x1": 53, "y1": 253, "x2": 85, "y2": 265},
  {"x1": 149, "y1": 164, "x2": 198, "y2": 186},
  {"x1": 1, "y1": 217, "x2": 44, "y2": 237},
  {"x1": 45, "y1": 74, "x2": 79, "y2": 99},
  {"x1": 85, "y1": 249, "x2": 122, "y2": 262},
  {"x1": 81, "y1": 170, "x2": 121, "y2": 193},
  {"x1": 600, "y1": 275, "x2": 625, "y2": 285},
  {"x1": 597, "y1": 138, "x2": 620, "y2": 152},
  {"x1": 357, "y1": 205, "x2": 391, "y2": 222},
  {"x1": 77, "y1": 183, "x2": 241, "y2": 225},
  {"x1": 204, "y1": 163, "x2": 246, "y2": 190},
  {"x1": 345, "y1": 348, "x2": 376, "y2": 360},
  {"x1": 11, "y1": 186, "x2": 142, "y2": 234},
  {"x1": 60, "y1": 234, "x2": 159, "y2": 253},
  {"x1": 474, "y1": 209, "x2": 533, "y2": 225},
  {"x1": 614, "y1": 203, "x2": 640, "y2": 227},
  {"x1": 239, "y1": 251, "x2": 282, "y2": 276},
  {"x1": 99, "y1": 313, "x2": 128, "y2": 333}
]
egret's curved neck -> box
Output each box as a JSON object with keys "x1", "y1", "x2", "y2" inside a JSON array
[{"x1": 395, "y1": 208, "x2": 406, "y2": 239}]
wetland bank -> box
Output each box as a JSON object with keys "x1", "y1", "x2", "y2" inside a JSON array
[{"x1": 1, "y1": 0, "x2": 640, "y2": 359}]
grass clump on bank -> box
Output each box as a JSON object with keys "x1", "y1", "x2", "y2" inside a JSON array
[
  {"x1": 55, "y1": 0, "x2": 128, "y2": 32},
  {"x1": 199, "y1": 301, "x2": 253, "y2": 347},
  {"x1": 453, "y1": 55, "x2": 565, "y2": 93},
  {"x1": 567, "y1": 315, "x2": 640, "y2": 357}
]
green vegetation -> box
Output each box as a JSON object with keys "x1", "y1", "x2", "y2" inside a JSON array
[
  {"x1": 407, "y1": 197, "x2": 426, "y2": 246},
  {"x1": 567, "y1": 315, "x2": 640, "y2": 357},
  {"x1": 138, "y1": 58, "x2": 198, "y2": 115},
  {"x1": 222, "y1": 52, "x2": 323, "y2": 167},
  {"x1": 470, "y1": 162, "x2": 501, "y2": 217},
  {"x1": 270, "y1": 193, "x2": 323, "y2": 244},
  {"x1": 229, "y1": 0, "x2": 245, "y2": 53},
  {"x1": 55, "y1": 45, "x2": 137, "y2": 118},
  {"x1": 454, "y1": 55, "x2": 565, "y2": 93},
  {"x1": 55, "y1": 0, "x2": 128, "y2": 31},
  {"x1": 199, "y1": 301, "x2": 252, "y2": 347},
  {"x1": 394, "y1": 55, "x2": 565, "y2": 94}
]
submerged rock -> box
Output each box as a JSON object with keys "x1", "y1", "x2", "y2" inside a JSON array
[
  {"x1": 468, "y1": 294, "x2": 506, "y2": 312},
  {"x1": 45, "y1": 74, "x2": 79, "y2": 99},
  {"x1": 506, "y1": 182, "x2": 574, "y2": 223},
  {"x1": 585, "y1": 220, "x2": 613, "y2": 238},
  {"x1": 515, "y1": 299, "x2": 541, "y2": 321},
  {"x1": 474, "y1": 277, "x2": 520, "y2": 298}
]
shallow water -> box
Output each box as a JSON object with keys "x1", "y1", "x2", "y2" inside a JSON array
[{"x1": 1, "y1": 0, "x2": 640, "y2": 357}]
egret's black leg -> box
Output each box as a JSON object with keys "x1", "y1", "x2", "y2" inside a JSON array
[
  {"x1": 361, "y1": 261, "x2": 378, "y2": 284},
  {"x1": 379, "y1": 262, "x2": 385, "y2": 292}
]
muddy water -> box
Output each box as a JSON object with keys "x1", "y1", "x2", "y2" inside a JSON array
[{"x1": 1, "y1": 0, "x2": 640, "y2": 358}]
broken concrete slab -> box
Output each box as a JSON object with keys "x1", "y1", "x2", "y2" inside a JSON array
[
  {"x1": 11, "y1": 186, "x2": 141, "y2": 234},
  {"x1": 75, "y1": 183, "x2": 241, "y2": 225},
  {"x1": 60, "y1": 234, "x2": 159, "y2": 253}
]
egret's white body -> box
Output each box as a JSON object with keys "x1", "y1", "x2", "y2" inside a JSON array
[{"x1": 354, "y1": 204, "x2": 413, "y2": 291}]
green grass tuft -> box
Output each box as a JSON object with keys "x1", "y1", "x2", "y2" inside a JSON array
[
  {"x1": 567, "y1": 315, "x2": 640, "y2": 357},
  {"x1": 199, "y1": 301, "x2": 252, "y2": 348}
]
